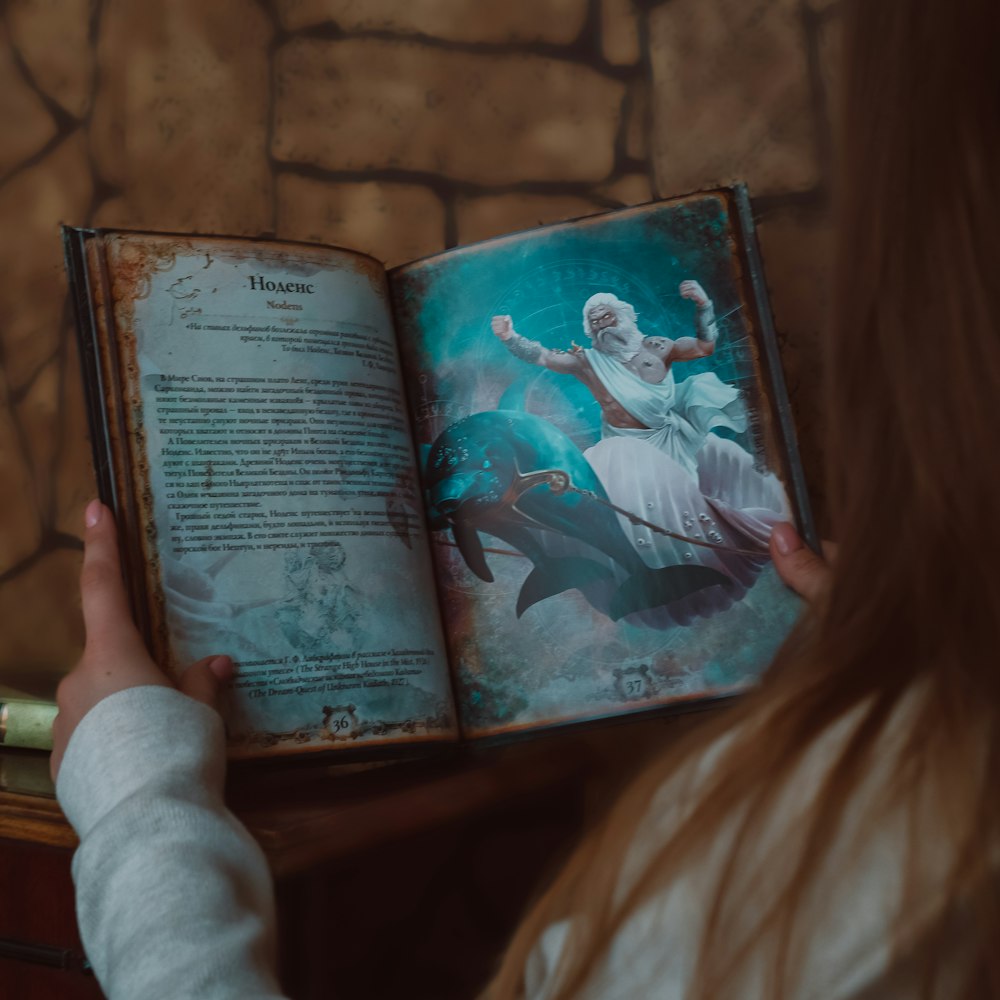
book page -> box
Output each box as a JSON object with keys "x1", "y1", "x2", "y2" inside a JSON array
[
  {"x1": 391, "y1": 192, "x2": 806, "y2": 739},
  {"x1": 100, "y1": 233, "x2": 456, "y2": 757}
]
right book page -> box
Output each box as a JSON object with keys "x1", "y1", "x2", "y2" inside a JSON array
[{"x1": 391, "y1": 189, "x2": 812, "y2": 740}]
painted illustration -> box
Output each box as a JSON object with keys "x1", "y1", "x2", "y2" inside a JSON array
[
  {"x1": 275, "y1": 544, "x2": 368, "y2": 654},
  {"x1": 392, "y1": 194, "x2": 805, "y2": 736}
]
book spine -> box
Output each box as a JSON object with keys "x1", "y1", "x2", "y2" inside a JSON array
[
  {"x1": 62, "y1": 226, "x2": 115, "y2": 508},
  {"x1": 0, "y1": 700, "x2": 58, "y2": 751},
  {"x1": 730, "y1": 185, "x2": 820, "y2": 554}
]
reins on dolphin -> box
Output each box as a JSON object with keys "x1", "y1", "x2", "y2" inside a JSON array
[{"x1": 505, "y1": 467, "x2": 766, "y2": 559}]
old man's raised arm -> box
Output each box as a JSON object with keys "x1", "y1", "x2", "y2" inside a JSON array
[
  {"x1": 490, "y1": 315, "x2": 587, "y2": 374},
  {"x1": 666, "y1": 280, "x2": 718, "y2": 361}
]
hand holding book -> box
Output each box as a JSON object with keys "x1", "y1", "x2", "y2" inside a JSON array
[
  {"x1": 49, "y1": 500, "x2": 233, "y2": 780},
  {"x1": 770, "y1": 523, "x2": 835, "y2": 604}
]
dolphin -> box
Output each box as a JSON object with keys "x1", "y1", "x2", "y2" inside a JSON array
[{"x1": 423, "y1": 410, "x2": 729, "y2": 620}]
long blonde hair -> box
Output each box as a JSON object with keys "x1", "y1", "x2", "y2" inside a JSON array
[{"x1": 486, "y1": 0, "x2": 1000, "y2": 995}]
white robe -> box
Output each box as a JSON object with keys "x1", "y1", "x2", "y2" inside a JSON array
[
  {"x1": 582, "y1": 435, "x2": 791, "y2": 628},
  {"x1": 585, "y1": 348, "x2": 747, "y2": 479}
]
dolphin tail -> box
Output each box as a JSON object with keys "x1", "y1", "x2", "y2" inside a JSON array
[
  {"x1": 609, "y1": 565, "x2": 732, "y2": 621},
  {"x1": 516, "y1": 557, "x2": 615, "y2": 618}
]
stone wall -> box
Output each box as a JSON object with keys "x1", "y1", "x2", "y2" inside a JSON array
[{"x1": 0, "y1": 0, "x2": 839, "y2": 692}]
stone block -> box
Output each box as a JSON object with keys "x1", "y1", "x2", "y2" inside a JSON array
[
  {"x1": 6, "y1": 0, "x2": 95, "y2": 119},
  {"x1": 754, "y1": 206, "x2": 832, "y2": 505},
  {"x1": 649, "y1": 0, "x2": 819, "y2": 197},
  {"x1": 625, "y1": 79, "x2": 649, "y2": 163},
  {"x1": 0, "y1": 382, "x2": 43, "y2": 574},
  {"x1": 0, "y1": 131, "x2": 92, "y2": 390},
  {"x1": 88, "y1": 2, "x2": 128, "y2": 190},
  {"x1": 0, "y1": 548, "x2": 84, "y2": 677},
  {"x1": 92, "y1": 0, "x2": 273, "y2": 235},
  {"x1": 596, "y1": 172, "x2": 652, "y2": 207},
  {"x1": 274, "y1": 0, "x2": 588, "y2": 44},
  {"x1": 0, "y1": 21, "x2": 57, "y2": 179},
  {"x1": 13, "y1": 354, "x2": 59, "y2": 515},
  {"x1": 455, "y1": 192, "x2": 603, "y2": 246},
  {"x1": 274, "y1": 39, "x2": 624, "y2": 185},
  {"x1": 277, "y1": 175, "x2": 446, "y2": 268},
  {"x1": 601, "y1": 0, "x2": 641, "y2": 66},
  {"x1": 91, "y1": 195, "x2": 134, "y2": 229}
]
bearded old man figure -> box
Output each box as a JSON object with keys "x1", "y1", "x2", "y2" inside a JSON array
[
  {"x1": 490, "y1": 284, "x2": 791, "y2": 629},
  {"x1": 490, "y1": 281, "x2": 746, "y2": 478}
]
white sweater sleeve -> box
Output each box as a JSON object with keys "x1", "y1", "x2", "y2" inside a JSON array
[{"x1": 56, "y1": 686, "x2": 287, "y2": 1000}]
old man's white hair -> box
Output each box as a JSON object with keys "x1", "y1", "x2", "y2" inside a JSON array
[
  {"x1": 582, "y1": 293, "x2": 638, "y2": 336},
  {"x1": 582, "y1": 293, "x2": 645, "y2": 362}
]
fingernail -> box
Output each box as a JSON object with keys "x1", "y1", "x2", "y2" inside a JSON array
[
  {"x1": 208, "y1": 655, "x2": 234, "y2": 681},
  {"x1": 772, "y1": 522, "x2": 802, "y2": 557},
  {"x1": 84, "y1": 499, "x2": 103, "y2": 528}
]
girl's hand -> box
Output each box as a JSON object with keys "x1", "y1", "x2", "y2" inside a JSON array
[
  {"x1": 769, "y1": 522, "x2": 837, "y2": 604},
  {"x1": 50, "y1": 500, "x2": 234, "y2": 781}
]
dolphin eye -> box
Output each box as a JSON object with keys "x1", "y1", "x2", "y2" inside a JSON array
[{"x1": 482, "y1": 460, "x2": 491, "y2": 469}]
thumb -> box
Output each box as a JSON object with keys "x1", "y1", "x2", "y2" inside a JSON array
[
  {"x1": 79, "y1": 499, "x2": 142, "y2": 651},
  {"x1": 179, "y1": 655, "x2": 234, "y2": 711},
  {"x1": 770, "y1": 522, "x2": 831, "y2": 604}
]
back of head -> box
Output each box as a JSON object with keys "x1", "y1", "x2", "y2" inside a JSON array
[
  {"x1": 486, "y1": 0, "x2": 1000, "y2": 997},
  {"x1": 825, "y1": 0, "x2": 1000, "y2": 691}
]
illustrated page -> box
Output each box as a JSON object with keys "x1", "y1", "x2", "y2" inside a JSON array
[
  {"x1": 391, "y1": 194, "x2": 804, "y2": 738},
  {"x1": 103, "y1": 233, "x2": 456, "y2": 756}
]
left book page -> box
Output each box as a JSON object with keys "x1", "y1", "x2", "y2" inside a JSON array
[{"x1": 65, "y1": 230, "x2": 458, "y2": 759}]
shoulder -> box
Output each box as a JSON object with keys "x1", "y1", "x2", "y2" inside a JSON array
[
  {"x1": 640, "y1": 335, "x2": 675, "y2": 360},
  {"x1": 629, "y1": 690, "x2": 958, "y2": 995}
]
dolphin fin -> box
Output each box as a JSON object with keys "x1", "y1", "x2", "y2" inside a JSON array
[
  {"x1": 609, "y1": 565, "x2": 731, "y2": 621},
  {"x1": 453, "y1": 522, "x2": 493, "y2": 582},
  {"x1": 497, "y1": 379, "x2": 529, "y2": 412},
  {"x1": 516, "y1": 557, "x2": 614, "y2": 617}
]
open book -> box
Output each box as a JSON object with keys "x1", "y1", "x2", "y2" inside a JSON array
[{"x1": 63, "y1": 187, "x2": 813, "y2": 760}]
